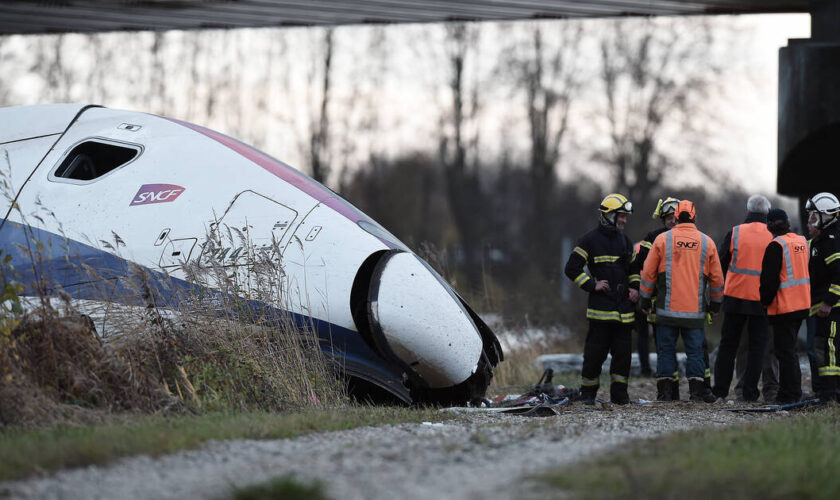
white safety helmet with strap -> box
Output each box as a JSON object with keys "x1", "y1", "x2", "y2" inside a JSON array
[{"x1": 805, "y1": 192, "x2": 840, "y2": 229}]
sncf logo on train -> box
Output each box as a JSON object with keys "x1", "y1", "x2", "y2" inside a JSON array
[{"x1": 130, "y1": 184, "x2": 185, "y2": 206}]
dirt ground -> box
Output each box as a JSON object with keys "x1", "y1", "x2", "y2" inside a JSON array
[{"x1": 1, "y1": 375, "x2": 803, "y2": 500}]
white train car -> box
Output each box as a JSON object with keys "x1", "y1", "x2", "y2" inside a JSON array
[{"x1": 0, "y1": 104, "x2": 502, "y2": 404}]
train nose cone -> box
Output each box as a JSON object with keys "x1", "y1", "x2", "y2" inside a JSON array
[{"x1": 370, "y1": 252, "x2": 483, "y2": 388}]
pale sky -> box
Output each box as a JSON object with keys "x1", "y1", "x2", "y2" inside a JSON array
[
  {"x1": 326, "y1": 14, "x2": 813, "y2": 195},
  {"x1": 717, "y1": 14, "x2": 810, "y2": 193},
  {"x1": 1, "y1": 13, "x2": 812, "y2": 196}
]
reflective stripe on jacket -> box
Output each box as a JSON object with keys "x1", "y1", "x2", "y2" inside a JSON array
[
  {"x1": 640, "y1": 223, "x2": 725, "y2": 328},
  {"x1": 724, "y1": 222, "x2": 772, "y2": 301},
  {"x1": 808, "y1": 225, "x2": 840, "y2": 319},
  {"x1": 767, "y1": 233, "x2": 811, "y2": 316},
  {"x1": 564, "y1": 225, "x2": 635, "y2": 324},
  {"x1": 630, "y1": 227, "x2": 668, "y2": 323}
]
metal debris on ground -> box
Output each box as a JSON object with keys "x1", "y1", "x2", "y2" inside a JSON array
[
  {"x1": 718, "y1": 399, "x2": 821, "y2": 412},
  {"x1": 452, "y1": 369, "x2": 575, "y2": 416},
  {"x1": 451, "y1": 370, "x2": 821, "y2": 417}
]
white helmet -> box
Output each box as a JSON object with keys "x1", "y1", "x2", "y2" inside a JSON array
[{"x1": 806, "y1": 192, "x2": 840, "y2": 229}]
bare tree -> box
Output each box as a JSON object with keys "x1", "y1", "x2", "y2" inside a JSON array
[
  {"x1": 500, "y1": 23, "x2": 582, "y2": 270},
  {"x1": 185, "y1": 31, "x2": 204, "y2": 121},
  {"x1": 307, "y1": 28, "x2": 334, "y2": 184},
  {"x1": 149, "y1": 32, "x2": 167, "y2": 114},
  {"x1": 204, "y1": 31, "x2": 231, "y2": 125},
  {"x1": 0, "y1": 36, "x2": 13, "y2": 105},
  {"x1": 86, "y1": 33, "x2": 110, "y2": 105},
  {"x1": 336, "y1": 26, "x2": 390, "y2": 185},
  {"x1": 438, "y1": 23, "x2": 485, "y2": 287},
  {"x1": 594, "y1": 18, "x2": 725, "y2": 212},
  {"x1": 32, "y1": 35, "x2": 73, "y2": 102}
]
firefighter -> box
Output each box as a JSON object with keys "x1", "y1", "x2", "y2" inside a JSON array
[
  {"x1": 640, "y1": 200, "x2": 724, "y2": 403},
  {"x1": 712, "y1": 195, "x2": 773, "y2": 402},
  {"x1": 806, "y1": 217, "x2": 821, "y2": 396},
  {"x1": 632, "y1": 242, "x2": 653, "y2": 377},
  {"x1": 629, "y1": 197, "x2": 680, "y2": 397},
  {"x1": 804, "y1": 192, "x2": 840, "y2": 401},
  {"x1": 759, "y1": 208, "x2": 809, "y2": 403},
  {"x1": 564, "y1": 193, "x2": 637, "y2": 405}
]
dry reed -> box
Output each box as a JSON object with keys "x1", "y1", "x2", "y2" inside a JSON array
[{"x1": 0, "y1": 214, "x2": 347, "y2": 427}]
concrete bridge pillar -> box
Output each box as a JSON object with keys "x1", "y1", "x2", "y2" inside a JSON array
[{"x1": 778, "y1": 0, "x2": 840, "y2": 230}]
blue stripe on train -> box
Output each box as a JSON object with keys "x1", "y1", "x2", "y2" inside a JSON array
[{"x1": 0, "y1": 219, "x2": 407, "y2": 398}]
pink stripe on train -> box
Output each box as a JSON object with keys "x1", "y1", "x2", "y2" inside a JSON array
[{"x1": 166, "y1": 117, "x2": 401, "y2": 249}]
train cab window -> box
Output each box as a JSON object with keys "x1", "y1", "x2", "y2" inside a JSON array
[{"x1": 52, "y1": 139, "x2": 141, "y2": 182}]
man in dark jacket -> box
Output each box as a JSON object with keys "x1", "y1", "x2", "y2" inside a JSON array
[
  {"x1": 630, "y1": 197, "x2": 679, "y2": 396},
  {"x1": 759, "y1": 208, "x2": 810, "y2": 403},
  {"x1": 804, "y1": 192, "x2": 840, "y2": 401},
  {"x1": 565, "y1": 193, "x2": 637, "y2": 405}
]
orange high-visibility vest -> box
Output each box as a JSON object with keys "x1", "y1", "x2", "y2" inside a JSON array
[
  {"x1": 724, "y1": 222, "x2": 772, "y2": 301},
  {"x1": 767, "y1": 233, "x2": 811, "y2": 315},
  {"x1": 640, "y1": 223, "x2": 725, "y2": 323}
]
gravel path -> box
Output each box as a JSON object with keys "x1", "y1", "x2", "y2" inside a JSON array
[{"x1": 1, "y1": 396, "x2": 790, "y2": 500}]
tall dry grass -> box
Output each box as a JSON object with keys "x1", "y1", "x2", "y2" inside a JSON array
[
  {"x1": 489, "y1": 325, "x2": 579, "y2": 393},
  {"x1": 0, "y1": 200, "x2": 347, "y2": 427}
]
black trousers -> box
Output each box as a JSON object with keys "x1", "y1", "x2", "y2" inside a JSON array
[
  {"x1": 634, "y1": 310, "x2": 651, "y2": 372},
  {"x1": 581, "y1": 320, "x2": 632, "y2": 395},
  {"x1": 713, "y1": 312, "x2": 769, "y2": 401},
  {"x1": 703, "y1": 337, "x2": 712, "y2": 387},
  {"x1": 806, "y1": 316, "x2": 821, "y2": 394},
  {"x1": 815, "y1": 317, "x2": 840, "y2": 401},
  {"x1": 770, "y1": 317, "x2": 803, "y2": 403}
]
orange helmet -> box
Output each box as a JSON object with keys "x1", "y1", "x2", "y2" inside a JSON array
[{"x1": 676, "y1": 200, "x2": 696, "y2": 222}]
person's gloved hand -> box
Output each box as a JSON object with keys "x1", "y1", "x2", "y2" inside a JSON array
[{"x1": 818, "y1": 302, "x2": 832, "y2": 318}]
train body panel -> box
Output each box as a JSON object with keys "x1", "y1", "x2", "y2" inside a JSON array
[{"x1": 0, "y1": 104, "x2": 502, "y2": 404}]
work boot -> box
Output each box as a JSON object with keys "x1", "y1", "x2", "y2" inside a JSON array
[
  {"x1": 689, "y1": 379, "x2": 716, "y2": 403},
  {"x1": 610, "y1": 382, "x2": 630, "y2": 405},
  {"x1": 671, "y1": 379, "x2": 680, "y2": 401},
  {"x1": 656, "y1": 378, "x2": 673, "y2": 402},
  {"x1": 579, "y1": 385, "x2": 597, "y2": 405},
  {"x1": 702, "y1": 376, "x2": 715, "y2": 402},
  {"x1": 817, "y1": 376, "x2": 838, "y2": 403}
]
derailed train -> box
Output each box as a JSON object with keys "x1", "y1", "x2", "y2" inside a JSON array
[{"x1": 0, "y1": 104, "x2": 503, "y2": 404}]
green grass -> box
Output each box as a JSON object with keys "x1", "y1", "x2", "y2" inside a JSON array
[
  {"x1": 538, "y1": 406, "x2": 840, "y2": 499},
  {"x1": 0, "y1": 406, "x2": 448, "y2": 482},
  {"x1": 233, "y1": 476, "x2": 328, "y2": 500}
]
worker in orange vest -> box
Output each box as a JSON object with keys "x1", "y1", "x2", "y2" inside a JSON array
[
  {"x1": 640, "y1": 200, "x2": 724, "y2": 402},
  {"x1": 759, "y1": 208, "x2": 810, "y2": 403},
  {"x1": 712, "y1": 195, "x2": 773, "y2": 402}
]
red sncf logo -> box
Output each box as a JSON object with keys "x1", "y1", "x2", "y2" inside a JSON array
[
  {"x1": 129, "y1": 184, "x2": 185, "y2": 206},
  {"x1": 794, "y1": 245, "x2": 807, "y2": 253},
  {"x1": 676, "y1": 241, "x2": 698, "y2": 249}
]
